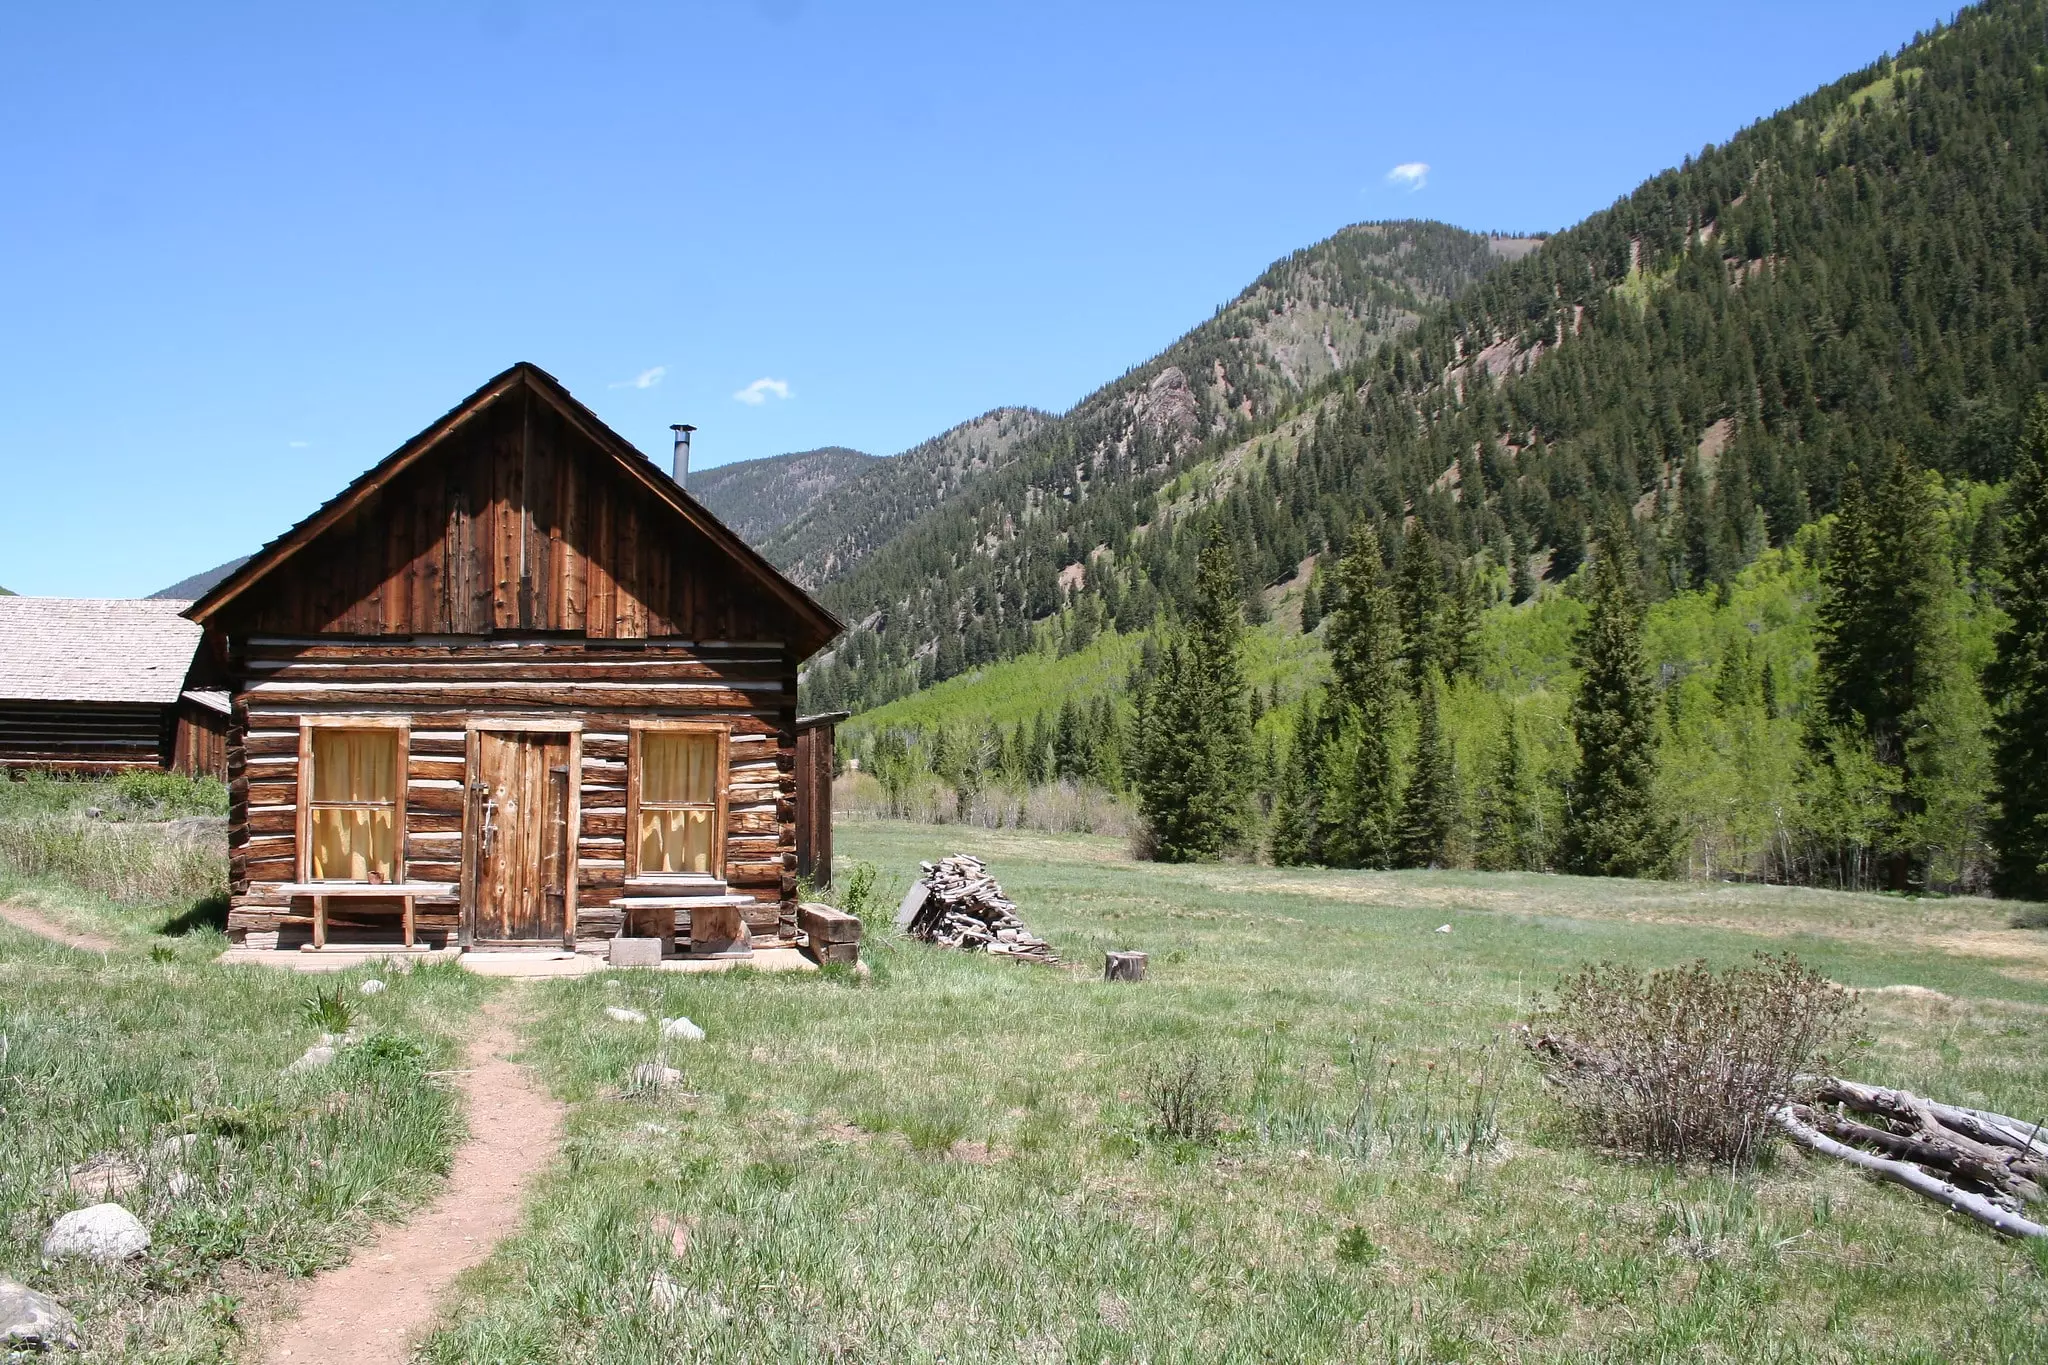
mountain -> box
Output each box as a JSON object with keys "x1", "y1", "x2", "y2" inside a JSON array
[
  {"x1": 149, "y1": 555, "x2": 251, "y2": 601},
  {"x1": 762, "y1": 221, "x2": 1533, "y2": 593},
  {"x1": 687, "y1": 446, "x2": 876, "y2": 547},
  {"x1": 801, "y1": 0, "x2": 2048, "y2": 719}
]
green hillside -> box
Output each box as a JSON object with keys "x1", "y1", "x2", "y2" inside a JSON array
[
  {"x1": 804, "y1": 0, "x2": 2048, "y2": 721},
  {"x1": 768, "y1": 221, "x2": 1525, "y2": 592},
  {"x1": 689, "y1": 444, "x2": 875, "y2": 547}
]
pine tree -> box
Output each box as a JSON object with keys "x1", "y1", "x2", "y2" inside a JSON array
[
  {"x1": 1318, "y1": 526, "x2": 1405, "y2": 867},
  {"x1": 1396, "y1": 667, "x2": 1456, "y2": 867},
  {"x1": 1990, "y1": 396, "x2": 2048, "y2": 899},
  {"x1": 1395, "y1": 523, "x2": 1444, "y2": 690},
  {"x1": 1269, "y1": 694, "x2": 1320, "y2": 865},
  {"x1": 1813, "y1": 452, "x2": 1961, "y2": 888},
  {"x1": 1300, "y1": 561, "x2": 1325, "y2": 633},
  {"x1": 1561, "y1": 523, "x2": 1670, "y2": 876},
  {"x1": 1135, "y1": 528, "x2": 1252, "y2": 861},
  {"x1": 1478, "y1": 706, "x2": 1542, "y2": 870}
]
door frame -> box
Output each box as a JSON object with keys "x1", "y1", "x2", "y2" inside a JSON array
[{"x1": 461, "y1": 719, "x2": 582, "y2": 948}]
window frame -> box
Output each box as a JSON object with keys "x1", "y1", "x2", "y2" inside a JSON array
[
  {"x1": 296, "y1": 715, "x2": 411, "y2": 886},
  {"x1": 626, "y1": 720, "x2": 729, "y2": 880}
]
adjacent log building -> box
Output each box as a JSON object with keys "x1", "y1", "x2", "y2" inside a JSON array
[
  {"x1": 0, "y1": 595, "x2": 228, "y2": 776},
  {"x1": 184, "y1": 363, "x2": 843, "y2": 952}
]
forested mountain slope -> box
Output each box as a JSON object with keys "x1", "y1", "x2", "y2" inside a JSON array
[
  {"x1": 766, "y1": 221, "x2": 1528, "y2": 592},
  {"x1": 802, "y1": 0, "x2": 2048, "y2": 717},
  {"x1": 688, "y1": 445, "x2": 875, "y2": 546}
]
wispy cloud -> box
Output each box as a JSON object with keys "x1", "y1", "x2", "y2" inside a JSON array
[
  {"x1": 610, "y1": 365, "x2": 666, "y2": 390},
  {"x1": 1385, "y1": 161, "x2": 1430, "y2": 192},
  {"x1": 288, "y1": 440, "x2": 310, "y2": 449},
  {"x1": 733, "y1": 377, "x2": 791, "y2": 406}
]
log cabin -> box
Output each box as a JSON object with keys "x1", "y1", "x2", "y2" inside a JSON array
[
  {"x1": 0, "y1": 595, "x2": 229, "y2": 777},
  {"x1": 183, "y1": 362, "x2": 843, "y2": 954}
]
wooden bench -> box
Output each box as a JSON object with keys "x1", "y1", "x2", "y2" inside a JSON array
[{"x1": 276, "y1": 882, "x2": 458, "y2": 951}]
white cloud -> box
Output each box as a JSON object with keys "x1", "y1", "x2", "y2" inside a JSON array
[
  {"x1": 733, "y1": 377, "x2": 792, "y2": 405},
  {"x1": 288, "y1": 440, "x2": 310, "y2": 449},
  {"x1": 1385, "y1": 161, "x2": 1430, "y2": 192},
  {"x1": 610, "y1": 365, "x2": 666, "y2": 390}
]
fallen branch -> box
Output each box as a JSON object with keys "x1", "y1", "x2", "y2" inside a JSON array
[{"x1": 1775, "y1": 1105, "x2": 2048, "y2": 1240}]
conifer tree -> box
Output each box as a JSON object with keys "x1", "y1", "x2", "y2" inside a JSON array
[
  {"x1": 1396, "y1": 667, "x2": 1456, "y2": 867},
  {"x1": 1396, "y1": 523, "x2": 1444, "y2": 690},
  {"x1": 1319, "y1": 526, "x2": 1405, "y2": 867},
  {"x1": 1478, "y1": 706, "x2": 1542, "y2": 870},
  {"x1": 1561, "y1": 523, "x2": 1670, "y2": 876},
  {"x1": 1269, "y1": 694, "x2": 1320, "y2": 865},
  {"x1": 1135, "y1": 528, "x2": 1251, "y2": 861},
  {"x1": 1300, "y1": 562, "x2": 1324, "y2": 633},
  {"x1": 1813, "y1": 452, "x2": 1961, "y2": 888},
  {"x1": 1990, "y1": 396, "x2": 2048, "y2": 899}
]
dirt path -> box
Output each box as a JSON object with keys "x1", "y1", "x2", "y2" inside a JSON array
[
  {"x1": 0, "y1": 901, "x2": 116, "y2": 953},
  {"x1": 258, "y1": 991, "x2": 564, "y2": 1364}
]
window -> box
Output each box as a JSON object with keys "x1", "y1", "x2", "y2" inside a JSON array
[
  {"x1": 631, "y1": 726, "x2": 726, "y2": 877},
  {"x1": 306, "y1": 728, "x2": 402, "y2": 883}
]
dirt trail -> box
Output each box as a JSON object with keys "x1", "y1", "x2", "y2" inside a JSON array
[
  {"x1": 258, "y1": 991, "x2": 564, "y2": 1364},
  {"x1": 0, "y1": 902, "x2": 116, "y2": 952}
]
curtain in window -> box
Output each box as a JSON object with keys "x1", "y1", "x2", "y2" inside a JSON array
[
  {"x1": 638, "y1": 732, "x2": 717, "y2": 874},
  {"x1": 310, "y1": 729, "x2": 398, "y2": 881}
]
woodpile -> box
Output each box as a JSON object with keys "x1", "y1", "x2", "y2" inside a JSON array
[
  {"x1": 1777, "y1": 1077, "x2": 2048, "y2": 1239},
  {"x1": 896, "y1": 855, "x2": 1058, "y2": 963}
]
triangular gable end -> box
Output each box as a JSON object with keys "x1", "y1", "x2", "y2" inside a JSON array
[{"x1": 186, "y1": 364, "x2": 842, "y2": 657}]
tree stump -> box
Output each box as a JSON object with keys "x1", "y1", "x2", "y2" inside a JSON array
[{"x1": 1104, "y1": 951, "x2": 1148, "y2": 983}]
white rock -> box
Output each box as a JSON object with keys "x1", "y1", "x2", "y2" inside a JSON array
[
  {"x1": 0, "y1": 1274, "x2": 81, "y2": 1353},
  {"x1": 164, "y1": 1172, "x2": 194, "y2": 1198},
  {"x1": 649, "y1": 1270, "x2": 684, "y2": 1311},
  {"x1": 285, "y1": 1044, "x2": 336, "y2": 1074},
  {"x1": 1435, "y1": 924, "x2": 1452, "y2": 934},
  {"x1": 359, "y1": 978, "x2": 386, "y2": 995},
  {"x1": 630, "y1": 1063, "x2": 683, "y2": 1091},
  {"x1": 659, "y1": 1017, "x2": 706, "y2": 1042},
  {"x1": 604, "y1": 979, "x2": 623, "y2": 990},
  {"x1": 605, "y1": 1006, "x2": 649, "y2": 1024},
  {"x1": 152, "y1": 1134, "x2": 199, "y2": 1161},
  {"x1": 41, "y1": 1203, "x2": 149, "y2": 1262}
]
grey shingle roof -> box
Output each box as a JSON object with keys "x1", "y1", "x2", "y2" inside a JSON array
[{"x1": 0, "y1": 597, "x2": 203, "y2": 705}]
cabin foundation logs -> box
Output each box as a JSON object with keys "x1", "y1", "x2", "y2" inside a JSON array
[{"x1": 896, "y1": 854, "x2": 1058, "y2": 963}]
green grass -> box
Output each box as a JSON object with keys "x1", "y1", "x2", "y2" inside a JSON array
[
  {"x1": 423, "y1": 822, "x2": 2048, "y2": 1363},
  {"x1": 0, "y1": 877, "x2": 491, "y2": 1363}
]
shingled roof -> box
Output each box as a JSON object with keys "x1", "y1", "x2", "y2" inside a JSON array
[{"x1": 0, "y1": 597, "x2": 204, "y2": 705}]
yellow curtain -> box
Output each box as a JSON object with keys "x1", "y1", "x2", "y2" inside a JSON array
[
  {"x1": 639, "y1": 732, "x2": 717, "y2": 874},
  {"x1": 310, "y1": 730, "x2": 398, "y2": 882},
  {"x1": 642, "y1": 732, "x2": 716, "y2": 804}
]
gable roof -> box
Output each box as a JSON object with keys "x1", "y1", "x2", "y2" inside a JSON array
[
  {"x1": 184, "y1": 362, "x2": 843, "y2": 654},
  {"x1": 0, "y1": 597, "x2": 203, "y2": 705}
]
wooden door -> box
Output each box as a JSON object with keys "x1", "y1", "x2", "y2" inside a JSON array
[{"x1": 467, "y1": 730, "x2": 573, "y2": 945}]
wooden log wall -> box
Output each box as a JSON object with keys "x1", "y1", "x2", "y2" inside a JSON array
[
  {"x1": 224, "y1": 636, "x2": 799, "y2": 945},
  {"x1": 172, "y1": 703, "x2": 229, "y2": 779},
  {"x1": 0, "y1": 701, "x2": 171, "y2": 771}
]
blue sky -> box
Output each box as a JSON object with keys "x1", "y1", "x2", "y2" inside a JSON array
[{"x1": 0, "y1": 0, "x2": 1954, "y2": 595}]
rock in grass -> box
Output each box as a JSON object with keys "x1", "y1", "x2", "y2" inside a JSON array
[
  {"x1": 0, "y1": 1274, "x2": 81, "y2": 1353},
  {"x1": 55, "y1": 1153, "x2": 145, "y2": 1202},
  {"x1": 648, "y1": 1270, "x2": 684, "y2": 1311},
  {"x1": 659, "y1": 1017, "x2": 705, "y2": 1042},
  {"x1": 359, "y1": 978, "x2": 386, "y2": 995},
  {"x1": 630, "y1": 1063, "x2": 683, "y2": 1091},
  {"x1": 605, "y1": 1006, "x2": 649, "y2": 1025},
  {"x1": 284, "y1": 1044, "x2": 336, "y2": 1075},
  {"x1": 41, "y1": 1204, "x2": 149, "y2": 1262},
  {"x1": 1435, "y1": 924, "x2": 1452, "y2": 934}
]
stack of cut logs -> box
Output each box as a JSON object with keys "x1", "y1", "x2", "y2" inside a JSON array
[
  {"x1": 1778, "y1": 1078, "x2": 2048, "y2": 1239},
  {"x1": 899, "y1": 855, "x2": 1059, "y2": 964}
]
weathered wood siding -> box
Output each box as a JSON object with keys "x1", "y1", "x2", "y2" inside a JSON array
[
  {"x1": 172, "y1": 701, "x2": 229, "y2": 779},
  {"x1": 794, "y1": 717, "x2": 836, "y2": 887},
  {"x1": 220, "y1": 384, "x2": 789, "y2": 642},
  {"x1": 224, "y1": 637, "x2": 799, "y2": 945}
]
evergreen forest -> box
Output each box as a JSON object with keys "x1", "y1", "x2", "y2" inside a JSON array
[{"x1": 799, "y1": 0, "x2": 2048, "y2": 894}]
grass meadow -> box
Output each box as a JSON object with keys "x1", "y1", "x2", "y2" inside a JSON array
[
  {"x1": 0, "y1": 778, "x2": 489, "y2": 1364},
  {"x1": 418, "y1": 821, "x2": 2048, "y2": 1364}
]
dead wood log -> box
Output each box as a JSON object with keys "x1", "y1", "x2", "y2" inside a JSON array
[
  {"x1": 1775, "y1": 1106, "x2": 2048, "y2": 1240},
  {"x1": 1104, "y1": 951, "x2": 1147, "y2": 983},
  {"x1": 1804, "y1": 1109, "x2": 2045, "y2": 1206},
  {"x1": 1811, "y1": 1078, "x2": 2047, "y2": 1191}
]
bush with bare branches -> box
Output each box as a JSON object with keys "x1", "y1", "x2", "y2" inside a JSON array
[{"x1": 1524, "y1": 953, "x2": 1859, "y2": 1166}]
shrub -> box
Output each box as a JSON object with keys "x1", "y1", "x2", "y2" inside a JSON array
[
  {"x1": 1524, "y1": 953, "x2": 1859, "y2": 1166},
  {"x1": 112, "y1": 770, "x2": 229, "y2": 818},
  {"x1": 1139, "y1": 1050, "x2": 1227, "y2": 1146},
  {"x1": 301, "y1": 986, "x2": 353, "y2": 1034}
]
